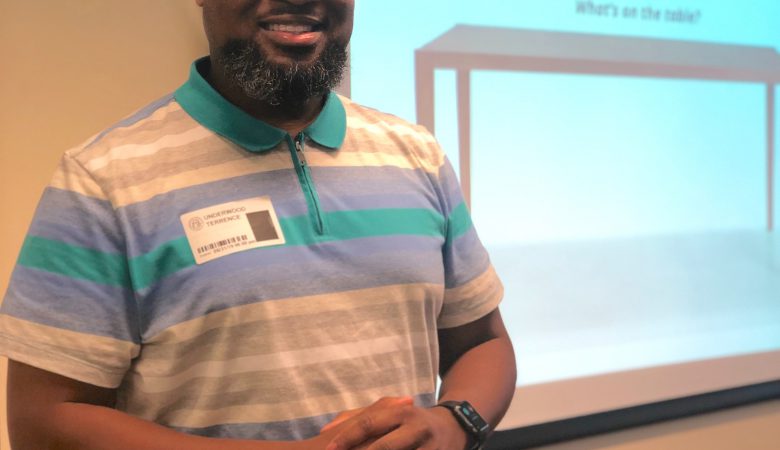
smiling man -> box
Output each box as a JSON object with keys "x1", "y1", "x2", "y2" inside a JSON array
[{"x1": 1, "y1": 1, "x2": 516, "y2": 449}]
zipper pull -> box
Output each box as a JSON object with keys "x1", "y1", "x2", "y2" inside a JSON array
[{"x1": 295, "y1": 136, "x2": 308, "y2": 167}]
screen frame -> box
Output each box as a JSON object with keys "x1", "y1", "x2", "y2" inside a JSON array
[
  {"x1": 487, "y1": 379, "x2": 780, "y2": 449},
  {"x1": 486, "y1": 350, "x2": 780, "y2": 448}
]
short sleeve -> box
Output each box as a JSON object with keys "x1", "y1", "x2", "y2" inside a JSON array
[
  {"x1": 0, "y1": 152, "x2": 140, "y2": 388},
  {"x1": 437, "y1": 157, "x2": 504, "y2": 329}
]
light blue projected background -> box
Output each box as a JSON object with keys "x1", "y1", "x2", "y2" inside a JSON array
[{"x1": 351, "y1": 1, "x2": 780, "y2": 385}]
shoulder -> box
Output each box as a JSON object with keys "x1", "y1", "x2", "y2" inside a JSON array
[
  {"x1": 339, "y1": 95, "x2": 445, "y2": 175},
  {"x1": 56, "y1": 93, "x2": 214, "y2": 205},
  {"x1": 64, "y1": 93, "x2": 194, "y2": 167}
]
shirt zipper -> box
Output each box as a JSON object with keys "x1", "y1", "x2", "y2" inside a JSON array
[{"x1": 288, "y1": 133, "x2": 326, "y2": 235}]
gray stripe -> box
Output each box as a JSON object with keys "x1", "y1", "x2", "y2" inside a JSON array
[
  {"x1": 169, "y1": 393, "x2": 437, "y2": 441},
  {"x1": 441, "y1": 272, "x2": 503, "y2": 326},
  {"x1": 138, "y1": 297, "x2": 431, "y2": 369},
  {"x1": 101, "y1": 134, "x2": 264, "y2": 192},
  {"x1": 123, "y1": 348, "x2": 437, "y2": 423},
  {"x1": 85, "y1": 94, "x2": 175, "y2": 149},
  {"x1": 87, "y1": 108, "x2": 196, "y2": 159}
]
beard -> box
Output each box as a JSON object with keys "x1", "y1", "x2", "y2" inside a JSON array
[{"x1": 216, "y1": 38, "x2": 347, "y2": 107}]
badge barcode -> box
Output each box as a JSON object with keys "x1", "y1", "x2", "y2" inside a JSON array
[{"x1": 197, "y1": 235, "x2": 248, "y2": 254}]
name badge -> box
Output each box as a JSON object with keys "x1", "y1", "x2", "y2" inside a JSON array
[{"x1": 180, "y1": 196, "x2": 285, "y2": 264}]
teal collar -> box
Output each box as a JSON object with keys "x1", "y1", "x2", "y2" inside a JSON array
[{"x1": 174, "y1": 57, "x2": 346, "y2": 152}]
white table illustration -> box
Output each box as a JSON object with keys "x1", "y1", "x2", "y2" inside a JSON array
[{"x1": 415, "y1": 25, "x2": 780, "y2": 230}]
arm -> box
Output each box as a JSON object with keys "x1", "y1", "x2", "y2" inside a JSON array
[
  {"x1": 437, "y1": 307, "x2": 517, "y2": 429},
  {"x1": 325, "y1": 308, "x2": 516, "y2": 450},
  {"x1": 7, "y1": 361, "x2": 338, "y2": 450}
]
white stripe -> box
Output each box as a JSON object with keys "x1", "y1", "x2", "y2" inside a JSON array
[
  {"x1": 133, "y1": 331, "x2": 430, "y2": 394},
  {"x1": 163, "y1": 382, "x2": 434, "y2": 428},
  {"x1": 348, "y1": 117, "x2": 437, "y2": 144},
  {"x1": 84, "y1": 126, "x2": 213, "y2": 172},
  {"x1": 147, "y1": 284, "x2": 438, "y2": 344}
]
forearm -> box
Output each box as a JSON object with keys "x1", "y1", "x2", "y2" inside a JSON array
[
  {"x1": 12, "y1": 402, "x2": 311, "y2": 450},
  {"x1": 437, "y1": 335, "x2": 516, "y2": 428}
]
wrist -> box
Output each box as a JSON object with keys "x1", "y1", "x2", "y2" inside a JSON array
[
  {"x1": 434, "y1": 400, "x2": 490, "y2": 450},
  {"x1": 430, "y1": 405, "x2": 470, "y2": 450}
]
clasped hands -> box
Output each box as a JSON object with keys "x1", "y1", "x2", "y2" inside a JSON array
[{"x1": 313, "y1": 396, "x2": 468, "y2": 450}]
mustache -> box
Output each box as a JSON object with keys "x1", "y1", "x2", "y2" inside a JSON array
[
  {"x1": 261, "y1": 2, "x2": 320, "y2": 18},
  {"x1": 236, "y1": 1, "x2": 320, "y2": 20},
  {"x1": 267, "y1": 5, "x2": 317, "y2": 15}
]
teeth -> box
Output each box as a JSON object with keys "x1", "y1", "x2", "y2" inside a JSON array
[{"x1": 267, "y1": 24, "x2": 314, "y2": 33}]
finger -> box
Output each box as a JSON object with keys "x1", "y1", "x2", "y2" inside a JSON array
[
  {"x1": 353, "y1": 437, "x2": 379, "y2": 450},
  {"x1": 372, "y1": 396, "x2": 415, "y2": 408},
  {"x1": 322, "y1": 397, "x2": 412, "y2": 433},
  {"x1": 364, "y1": 423, "x2": 430, "y2": 450},
  {"x1": 321, "y1": 409, "x2": 363, "y2": 433},
  {"x1": 326, "y1": 403, "x2": 412, "y2": 450}
]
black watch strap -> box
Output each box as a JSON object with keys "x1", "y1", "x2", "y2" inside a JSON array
[{"x1": 436, "y1": 400, "x2": 490, "y2": 450}]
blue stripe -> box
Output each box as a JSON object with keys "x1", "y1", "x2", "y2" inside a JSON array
[
  {"x1": 118, "y1": 168, "x2": 302, "y2": 257},
  {"x1": 171, "y1": 393, "x2": 436, "y2": 440},
  {"x1": 28, "y1": 187, "x2": 123, "y2": 254},
  {"x1": 85, "y1": 94, "x2": 176, "y2": 148},
  {"x1": 1, "y1": 266, "x2": 139, "y2": 343},
  {"x1": 177, "y1": 412, "x2": 334, "y2": 441},
  {"x1": 137, "y1": 235, "x2": 445, "y2": 338},
  {"x1": 119, "y1": 166, "x2": 442, "y2": 257},
  {"x1": 443, "y1": 226, "x2": 491, "y2": 289},
  {"x1": 437, "y1": 157, "x2": 466, "y2": 216},
  {"x1": 313, "y1": 165, "x2": 444, "y2": 215}
]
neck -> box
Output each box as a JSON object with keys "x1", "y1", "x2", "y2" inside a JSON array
[{"x1": 205, "y1": 61, "x2": 326, "y2": 138}]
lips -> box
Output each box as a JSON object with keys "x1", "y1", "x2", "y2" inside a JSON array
[{"x1": 258, "y1": 15, "x2": 325, "y2": 47}]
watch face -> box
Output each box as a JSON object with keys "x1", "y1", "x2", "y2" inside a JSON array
[
  {"x1": 459, "y1": 401, "x2": 490, "y2": 435},
  {"x1": 437, "y1": 400, "x2": 490, "y2": 447}
]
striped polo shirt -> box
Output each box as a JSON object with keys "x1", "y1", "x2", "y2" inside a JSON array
[{"x1": 0, "y1": 58, "x2": 503, "y2": 440}]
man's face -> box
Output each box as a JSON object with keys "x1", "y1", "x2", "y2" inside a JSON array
[
  {"x1": 197, "y1": 0, "x2": 354, "y2": 69},
  {"x1": 196, "y1": 0, "x2": 354, "y2": 105}
]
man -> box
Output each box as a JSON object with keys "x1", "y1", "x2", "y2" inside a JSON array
[{"x1": 1, "y1": 1, "x2": 516, "y2": 449}]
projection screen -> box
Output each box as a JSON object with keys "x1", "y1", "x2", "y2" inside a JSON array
[{"x1": 349, "y1": 0, "x2": 780, "y2": 431}]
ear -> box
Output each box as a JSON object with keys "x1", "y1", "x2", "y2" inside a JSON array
[{"x1": 195, "y1": 0, "x2": 204, "y2": 7}]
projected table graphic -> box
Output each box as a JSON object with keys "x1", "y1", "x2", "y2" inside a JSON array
[{"x1": 415, "y1": 25, "x2": 780, "y2": 230}]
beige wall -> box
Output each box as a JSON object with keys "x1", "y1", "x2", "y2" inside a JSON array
[
  {"x1": 0, "y1": 1, "x2": 778, "y2": 450},
  {"x1": 0, "y1": 2, "x2": 207, "y2": 448}
]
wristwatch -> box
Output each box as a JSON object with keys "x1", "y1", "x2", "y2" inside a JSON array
[{"x1": 435, "y1": 400, "x2": 490, "y2": 450}]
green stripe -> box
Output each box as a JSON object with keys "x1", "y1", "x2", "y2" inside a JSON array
[
  {"x1": 130, "y1": 208, "x2": 446, "y2": 290},
  {"x1": 128, "y1": 237, "x2": 195, "y2": 292},
  {"x1": 282, "y1": 208, "x2": 446, "y2": 246},
  {"x1": 17, "y1": 236, "x2": 131, "y2": 288},
  {"x1": 447, "y1": 202, "x2": 474, "y2": 243}
]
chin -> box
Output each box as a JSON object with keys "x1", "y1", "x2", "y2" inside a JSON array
[{"x1": 216, "y1": 36, "x2": 347, "y2": 104}]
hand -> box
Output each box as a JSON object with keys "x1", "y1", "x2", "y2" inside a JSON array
[
  {"x1": 325, "y1": 399, "x2": 468, "y2": 450},
  {"x1": 310, "y1": 422, "x2": 374, "y2": 450},
  {"x1": 321, "y1": 407, "x2": 366, "y2": 434},
  {"x1": 321, "y1": 397, "x2": 414, "y2": 434},
  {"x1": 312, "y1": 397, "x2": 413, "y2": 449}
]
